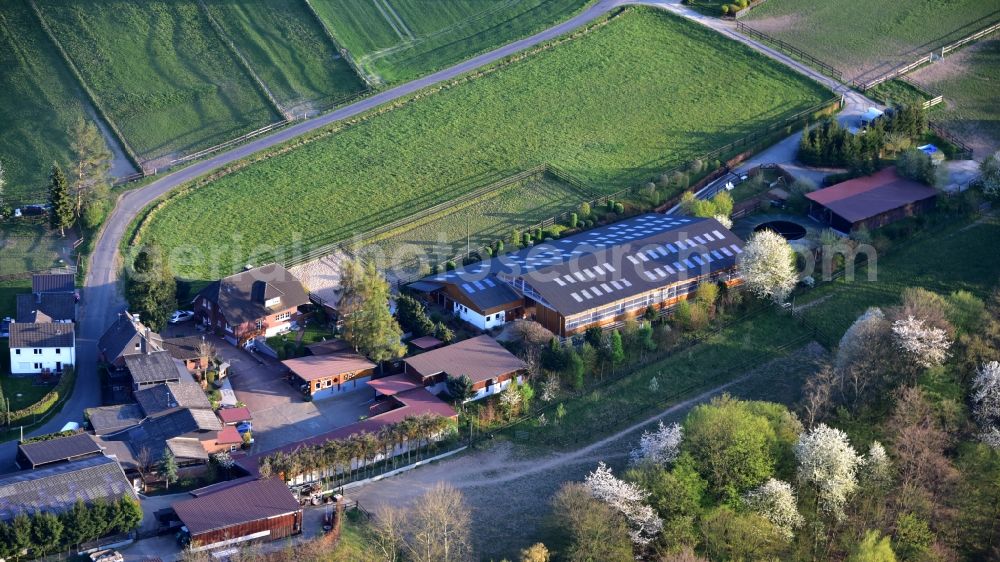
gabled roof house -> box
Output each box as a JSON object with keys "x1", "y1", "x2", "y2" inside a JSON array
[{"x1": 8, "y1": 322, "x2": 75, "y2": 375}]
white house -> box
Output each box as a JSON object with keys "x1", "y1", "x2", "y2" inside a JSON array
[{"x1": 8, "y1": 322, "x2": 75, "y2": 375}]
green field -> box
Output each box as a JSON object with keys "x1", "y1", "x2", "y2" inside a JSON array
[
  {"x1": 309, "y1": 0, "x2": 589, "y2": 83},
  {"x1": 795, "y1": 214, "x2": 1000, "y2": 340},
  {"x1": 908, "y1": 38, "x2": 1000, "y2": 157},
  {"x1": 744, "y1": 0, "x2": 1000, "y2": 81},
  {"x1": 203, "y1": 0, "x2": 366, "y2": 113},
  {"x1": 0, "y1": 221, "x2": 73, "y2": 277},
  {"x1": 141, "y1": 8, "x2": 831, "y2": 280},
  {"x1": 365, "y1": 171, "x2": 595, "y2": 274},
  {"x1": 0, "y1": 0, "x2": 89, "y2": 203},
  {"x1": 36, "y1": 0, "x2": 281, "y2": 163}
]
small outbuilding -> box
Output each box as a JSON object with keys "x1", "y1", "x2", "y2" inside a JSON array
[
  {"x1": 283, "y1": 354, "x2": 376, "y2": 400},
  {"x1": 172, "y1": 477, "x2": 302, "y2": 551},
  {"x1": 16, "y1": 432, "x2": 103, "y2": 470},
  {"x1": 806, "y1": 167, "x2": 938, "y2": 233},
  {"x1": 403, "y1": 335, "x2": 527, "y2": 402}
]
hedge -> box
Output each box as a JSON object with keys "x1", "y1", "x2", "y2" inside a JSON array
[{"x1": 4, "y1": 366, "x2": 76, "y2": 426}]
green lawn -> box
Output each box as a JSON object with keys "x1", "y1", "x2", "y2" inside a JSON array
[
  {"x1": 142, "y1": 8, "x2": 831, "y2": 280},
  {"x1": 0, "y1": 279, "x2": 30, "y2": 320},
  {"x1": 795, "y1": 214, "x2": 1000, "y2": 342},
  {"x1": 744, "y1": 0, "x2": 1000, "y2": 82},
  {"x1": 203, "y1": 0, "x2": 366, "y2": 113},
  {"x1": 0, "y1": 0, "x2": 89, "y2": 203},
  {"x1": 908, "y1": 38, "x2": 1000, "y2": 157},
  {"x1": 0, "y1": 221, "x2": 73, "y2": 277},
  {"x1": 309, "y1": 0, "x2": 590, "y2": 84},
  {"x1": 868, "y1": 79, "x2": 936, "y2": 108},
  {"x1": 36, "y1": 0, "x2": 281, "y2": 163}
]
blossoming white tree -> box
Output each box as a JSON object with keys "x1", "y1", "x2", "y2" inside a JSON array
[
  {"x1": 737, "y1": 229, "x2": 798, "y2": 303},
  {"x1": 742, "y1": 478, "x2": 804, "y2": 540},
  {"x1": 629, "y1": 421, "x2": 682, "y2": 466},
  {"x1": 861, "y1": 441, "x2": 892, "y2": 489},
  {"x1": 713, "y1": 214, "x2": 733, "y2": 229},
  {"x1": 584, "y1": 462, "x2": 663, "y2": 545},
  {"x1": 971, "y1": 361, "x2": 1000, "y2": 425},
  {"x1": 891, "y1": 315, "x2": 952, "y2": 368},
  {"x1": 794, "y1": 424, "x2": 861, "y2": 520}
]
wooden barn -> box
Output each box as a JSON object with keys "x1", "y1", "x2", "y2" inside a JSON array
[{"x1": 806, "y1": 167, "x2": 938, "y2": 233}]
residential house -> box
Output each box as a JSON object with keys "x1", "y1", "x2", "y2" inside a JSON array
[
  {"x1": 409, "y1": 215, "x2": 744, "y2": 336},
  {"x1": 97, "y1": 312, "x2": 163, "y2": 368},
  {"x1": 0, "y1": 456, "x2": 138, "y2": 522},
  {"x1": 16, "y1": 432, "x2": 103, "y2": 470},
  {"x1": 194, "y1": 263, "x2": 309, "y2": 346},
  {"x1": 282, "y1": 354, "x2": 376, "y2": 400},
  {"x1": 8, "y1": 322, "x2": 75, "y2": 375},
  {"x1": 15, "y1": 292, "x2": 76, "y2": 323},
  {"x1": 401, "y1": 335, "x2": 527, "y2": 401},
  {"x1": 806, "y1": 166, "x2": 938, "y2": 233},
  {"x1": 31, "y1": 272, "x2": 75, "y2": 295}
]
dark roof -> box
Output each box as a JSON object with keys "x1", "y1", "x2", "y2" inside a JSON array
[
  {"x1": 86, "y1": 403, "x2": 145, "y2": 435},
  {"x1": 9, "y1": 322, "x2": 74, "y2": 348},
  {"x1": 172, "y1": 478, "x2": 300, "y2": 536},
  {"x1": 283, "y1": 354, "x2": 375, "y2": 382},
  {"x1": 418, "y1": 215, "x2": 743, "y2": 316},
  {"x1": 217, "y1": 407, "x2": 252, "y2": 424},
  {"x1": 98, "y1": 313, "x2": 162, "y2": 363},
  {"x1": 404, "y1": 335, "x2": 525, "y2": 384},
  {"x1": 124, "y1": 351, "x2": 187, "y2": 385},
  {"x1": 306, "y1": 338, "x2": 352, "y2": 356},
  {"x1": 0, "y1": 456, "x2": 137, "y2": 521},
  {"x1": 409, "y1": 336, "x2": 443, "y2": 350},
  {"x1": 805, "y1": 167, "x2": 938, "y2": 224},
  {"x1": 18, "y1": 433, "x2": 102, "y2": 468},
  {"x1": 160, "y1": 335, "x2": 208, "y2": 361},
  {"x1": 16, "y1": 293, "x2": 76, "y2": 323},
  {"x1": 134, "y1": 379, "x2": 211, "y2": 416},
  {"x1": 196, "y1": 264, "x2": 308, "y2": 326},
  {"x1": 116, "y1": 408, "x2": 221, "y2": 462},
  {"x1": 32, "y1": 273, "x2": 74, "y2": 294},
  {"x1": 407, "y1": 281, "x2": 443, "y2": 293}
]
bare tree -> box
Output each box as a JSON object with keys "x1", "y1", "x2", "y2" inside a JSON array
[
  {"x1": 367, "y1": 505, "x2": 406, "y2": 562},
  {"x1": 135, "y1": 446, "x2": 153, "y2": 491},
  {"x1": 198, "y1": 340, "x2": 217, "y2": 370},
  {"x1": 800, "y1": 366, "x2": 836, "y2": 429},
  {"x1": 404, "y1": 483, "x2": 472, "y2": 562}
]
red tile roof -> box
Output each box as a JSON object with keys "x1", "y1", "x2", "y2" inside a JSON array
[
  {"x1": 367, "y1": 373, "x2": 423, "y2": 396},
  {"x1": 805, "y1": 167, "x2": 938, "y2": 223},
  {"x1": 216, "y1": 426, "x2": 242, "y2": 445},
  {"x1": 404, "y1": 335, "x2": 525, "y2": 384},
  {"x1": 172, "y1": 478, "x2": 300, "y2": 536},
  {"x1": 217, "y1": 407, "x2": 252, "y2": 424},
  {"x1": 282, "y1": 354, "x2": 375, "y2": 382}
]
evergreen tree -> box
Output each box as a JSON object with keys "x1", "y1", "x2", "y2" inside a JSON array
[
  {"x1": 60, "y1": 500, "x2": 96, "y2": 548},
  {"x1": 340, "y1": 260, "x2": 406, "y2": 369},
  {"x1": 609, "y1": 330, "x2": 625, "y2": 366},
  {"x1": 113, "y1": 497, "x2": 143, "y2": 534},
  {"x1": 125, "y1": 242, "x2": 177, "y2": 331},
  {"x1": 396, "y1": 293, "x2": 434, "y2": 336},
  {"x1": 447, "y1": 374, "x2": 474, "y2": 403},
  {"x1": 9, "y1": 514, "x2": 32, "y2": 557},
  {"x1": 160, "y1": 449, "x2": 179, "y2": 490},
  {"x1": 48, "y1": 164, "x2": 74, "y2": 236}
]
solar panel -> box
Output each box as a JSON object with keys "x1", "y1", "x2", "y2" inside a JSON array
[
  {"x1": 645, "y1": 271, "x2": 658, "y2": 281},
  {"x1": 581, "y1": 289, "x2": 593, "y2": 299},
  {"x1": 664, "y1": 264, "x2": 675, "y2": 274},
  {"x1": 563, "y1": 275, "x2": 576, "y2": 284},
  {"x1": 694, "y1": 236, "x2": 705, "y2": 244},
  {"x1": 584, "y1": 269, "x2": 597, "y2": 279},
  {"x1": 571, "y1": 293, "x2": 583, "y2": 303},
  {"x1": 627, "y1": 256, "x2": 639, "y2": 265},
  {"x1": 483, "y1": 277, "x2": 496, "y2": 287},
  {"x1": 637, "y1": 253, "x2": 649, "y2": 262},
  {"x1": 554, "y1": 278, "x2": 566, "y2": 287},
  {"x1": 711, "y1": 250, "x2": 724, "y2": 260},
  {"x1": 692, "y1": 256, "x2": 704, "y2": 265},
  {"x1": 720, "y1": 247, "x2": 733, "y2": 257},
  {"x1": 593, "y1": 265, "x2": 605, "y2": 274},
  {"x1": 730, "y1": 244, "x2": 743, "y2": 254},
  {"x1": 654, "y1": 268, "x2": 666, "y2": 277},
  {"x1": 574, "y1": 272, "x2": 586, "y2": 281},
  {"x1": 621, "y1": 279, "x2": 633, "y2": 287},
  {"x1": 673, "y1": 261, "x2": 684, "y2": 270},
  {"x1": 683, "y1": 258, "x2": 696, "y2": 268},
  {"x1": 675, "y1": 240, "x2": 685, "y2": 249},
  {"x1": 473, "y1": 281, "x2": 485, "y2": 290},
  {"x1": 591, "y1": 286, "x2": 603, "y2": 296},
  {"x1": 667, "y1": 243, "x2": 677, "y2": 253},
  {"x1": 601, "y1": 283, "x2": 613, "y2": 292},
  {"x1": 605, "y1": 263, "x2": 616, "y2": 272},
  {"x1": 462, "y1": 283, "x2": 476, "y2": 293},
  {"x1": 713, "y1": 230, "x2": 725, "y2": 239},
  {"x1": 611, "y1": 280, "x2": 623, "y2": 290}
]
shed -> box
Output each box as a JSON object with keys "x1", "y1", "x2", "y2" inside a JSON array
[
  {"x1": 408, "y1": 335, "x2": 443, "y2": 351},
  {"x1": 806, "y1": 167, "x2": 938, "y2": 232},
  {"x1": 283, "y1": 354, "x2": 376, "y2": 400},
  {"x1": 16, "y1": 432, "x2": 103, "y2": 469}
]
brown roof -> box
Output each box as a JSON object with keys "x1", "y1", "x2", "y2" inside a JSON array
[
  {"x1": 404, "y1": 335, "x2": 526, "y2": 384},
  {"x1": 409, "y1": 336, "x2": 443, "y2": 350},
  {"x1": 283, "y1": 354, "x2": 375, "y2": 382},
  {"x1": 17, "y1": 433, "x2": 102, "y2": 468},
  {"x1": 805, "y1": 167, "x2": 938, "y2": 223},
  {"x1": 367, "y1": 373, "x2": 423, "y2": 396},
  {"x1": 216, "y1": 426, "x2": 242, "y2": 445},
  {"x1": 172, "y1": 477, "x2": 300, "y2": 536},
  {"x1": 305, "y1": 339, "x2": 352, "y2": 356},
  {"x1": 9, "y1": 322, "x2": 75, "y2": 349},
  {"x1": 217, "y1": 407, "x2": 252, "y2": 424},
  {"x1": 196, "y1": 264, "x2": 308, "y2": 326},
  {"x1": 160, "y1": 335, "x2": 207, "y2": 361}
]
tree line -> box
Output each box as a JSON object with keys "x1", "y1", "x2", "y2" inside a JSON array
[{"x1": 0, "y1": 496, "x2": 142, "y2": 558}]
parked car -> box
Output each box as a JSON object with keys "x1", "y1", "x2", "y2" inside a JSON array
[{"x1": 169, "y1": 310, "x2": 195, "y2": 324}]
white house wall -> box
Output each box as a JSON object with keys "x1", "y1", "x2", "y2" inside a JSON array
[
  {"x1": 452, "y1": 302, "x2": 507, "y2": 331},
  {"x1": 311, "y1": 376, "x2": 372, "y2": 400},
  {"x1": 9, "y1": 345, "x2": 75, "y2": 375}
]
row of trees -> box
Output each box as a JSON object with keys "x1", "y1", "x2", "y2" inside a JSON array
[
  {"x1": 45, "y1": 118, "x2": 115, "y2": 234},
  {"x1": 797, "y1": 105, "x2": 928, "y2": 175},
  {"x1": 0, "y1": 497, "x2": 142, "y2": 558},
  {"x1": 257, "y1": 414, "x2": 457, "y2": 485}
]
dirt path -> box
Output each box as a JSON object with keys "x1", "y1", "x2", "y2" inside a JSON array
[{"x1": 350, "y1": 342, "x2": 829, "y2": 558}]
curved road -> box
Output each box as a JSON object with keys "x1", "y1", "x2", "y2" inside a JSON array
[{"x1": 1, "y1": 0, "x2": 878, "y2": 466}]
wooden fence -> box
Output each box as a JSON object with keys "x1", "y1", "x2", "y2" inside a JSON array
[
  {"x1": 929, "y1": 122, "x2": 974, "y2": 159},
  {"x1": 735, "y1": 21, "x2": 843, "y2": 80},
  {"x1": 853, "y1": 19, "x2": 1000, "y2": 91}
]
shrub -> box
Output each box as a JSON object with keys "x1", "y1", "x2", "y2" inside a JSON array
[
  {"x1": 721, "y1": 4, "x2": 730, "y2": 15},
  {"x1": 523, "y1": 232, "x2": 533, "y2": 246},
  {"x1": 546, "y1": 224, "x2": 568, "y2": 239},
  {"x1": 569, "y1": 212, "x2": 578, "y2": 228},
  {"x1": 579, "y1": 201, "x2": 591, "y2": 219},
  {"x1": 445, "y1": 260, "x2": 456, "y2": 271},
  {"x1": 614, "y1": 202, "x2": 625, "y2": 214},
  {"x1": 496, "y1": 240, "x2": 505, "y2": 254}
]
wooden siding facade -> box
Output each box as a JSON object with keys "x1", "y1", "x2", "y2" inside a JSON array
[{"x1": 190, "y1": 510, "x2": 302, "y2": 549}]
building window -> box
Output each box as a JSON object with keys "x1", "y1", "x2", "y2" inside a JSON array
[
  {"x1": 230, "y1": 445, "x2": 238, "y2": 452},
  {"x1": 55, "y1": 348, "x2": 61, "y2": 354},
  {"x1": 34, "y1": 363, "x2": 41, "y2": 369},
  {"x1": 275, "y1": 312, "x2": 290, "y2": 322},
  {"x1": 14, "y1": 349, "x2": 20, "y2": 355},
  {"x1": 134, "y1": 342, "x2": 141, "y2": 350},
  {"x1": 255, "y1": 319, "x2": 263, "y2": 330},
  {"x1": 325, "y1": 380, "x2": 332, "y2": 388},
  {"x1": 34, "y1": 348, "x2": 41, "y2": 355}
]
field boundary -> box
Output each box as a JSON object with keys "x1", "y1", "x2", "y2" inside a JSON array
[
  {"x1": 26, "y1": 0, "x2": 143, "y2": 173},
  {"x1": 928, "y1": 122, "x2": 974, "y2": 159},
  {"x1": 301, "y1": 0, "x2": 381, "y2": 88},
  {"x1": 852, "y1": 18, "x2": 1000, "y2": 91},
  {"x1": 196, "y1": 0, "x2": 288, "y2": 120},
  {"x1": 735, "y1": 21, "x2": 843, "y2": 81}
]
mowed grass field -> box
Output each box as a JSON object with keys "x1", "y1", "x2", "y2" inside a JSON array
[
  {"x1": 36, "y1": 0, "x2": 280, "y2": 163},
  {"x1": 0, "y1": 221, "x2": 73, "y2": 277},
  {"x1": 142, "y1": 8, "x2": 831, "y2": 280},
  {"x1": 203, "y1": 0, "x2": 365, "y2": 113},
  {"x1": 366, "y1": 172, "x2": 594, "y2": 273},
  {"x1": 908, "y1": 39, "x2": 1000, "y2": 156},
  {"x1": 744, "y1": 0, "x2": 1000, "y2": 81},
  {"x1": 795, "y1": 215, "x2": 1000, "y2": 340},
  {"x1": 309, "y1": 0, "x2": 589, "y2": 83},
  {"x1": 0, "y1": 0, "x2": 89, "y2": 203}
]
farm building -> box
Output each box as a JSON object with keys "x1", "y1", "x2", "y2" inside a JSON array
[
  {"x1": 124, "y1": 351, "x2": 187, "y2": 391},
  {"x1": 409, "y1": 214, "x2": 743, "y2": 336},
  {"x1": 806, "y1": 167, "x2": 938, "y2": 232},
  {"x1": 172, "y1": 477, "x2": 302, "y2": 551},
  {"x1": 16, "y1": 432, "x2": 103, "y2": 470},
  {"x1": 283, "y1": 354, "x2": 376, "y2": 400},
  {"x1": 0, "y1": 456, "x2": 138, "y2": 522},
  {"x1": 7, "y1": 321, "x2": 75, "y2": 375},
  {"x1": 402, "y1": 335, "x2": 526, "y2": 401},
  {"x1": 194, "y1": 263, "x2": 309, "y2": 346}
]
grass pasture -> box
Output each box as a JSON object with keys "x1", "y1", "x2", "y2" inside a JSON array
[
  {"x1": 0, "y1": 0, "x2": 89, "y2": 203},
  {"x1": 141, "y1": 8, "x2": 831, "y2": 280},
  {"x1": 309, "y1": 0, "x2": 590, "y2": 83},
  {"x1": 744, "y1": 0, "x2": 1000, "y2": 81},
  {"x1": 0, "y1": 221, "x2": 73, "y2": 277},
  {"x1": 908, "y1": 38, "x2": 1000, "y2": 156},
  {"x1": 203, "y1": 0, "x2": 366, "y2": 114},
  {"x1": 36, "y1": 0, "x2": 281, "y2": 163}
]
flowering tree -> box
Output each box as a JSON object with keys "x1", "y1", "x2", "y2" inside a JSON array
[
  {"x1": 891, "y1": 315, "x2": 952, "y2": 368},
  {"x1": 584, "y1": 462, "x2": 663, "y2": 545},
  {"x1": 629, "y1": 421, "x2": 683, "y2": 466},
  {"x1": 742, "y1": 478, "x2": 804, "y2": 540},
  {"x1": 737, "y1": 229, "x2": 798, "y2": 303},
  {"x1": 794, "y1": 424, "x2": 861, "y2": 520},
  {"x1": 861, "y1": 441, "x2": 892, "y2": 489},
  {"x1": 972, "y1": 361, "x2": 1000, "y2": 425},
  {"x1": 540, "y1": 375, "x2": 560, "y2": 403},
  {"x1": 714, "y1": 214, "x2": 733, "y2": 229}
]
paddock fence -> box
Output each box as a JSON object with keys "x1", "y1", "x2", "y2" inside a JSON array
[
  {"x1": 734, "y1": 21, "x2": 843, "y2": 80},
  {"x1": 929, "y1": 122, "x2": 974, "y2": 159}
]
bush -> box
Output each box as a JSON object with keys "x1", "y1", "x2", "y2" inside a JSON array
[
  {"x1": 614, "y1": 202, "x2": 625, "y2": 214},
  {"x1": 546, "y1": 224, "x2": 568, "y2": 239},
  {"x1": 445, "y1": 260, "x2": 456, "y2": 271},
  {"x1": 569, "y1": 212, "x2": 578, "y2": 228},
  {"x1": 896, "y1": 148, "x2": 936, "y2": 186},
  {"x1": 579, "y1": 201, "x2": 591, "y2": 219},
  {"x1": 721, "y1": 4, "x2": 730, "y2": 14}
]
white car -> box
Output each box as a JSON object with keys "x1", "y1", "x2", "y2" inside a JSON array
[{"x1": 169, "y1": 310, "x2": 195, "y2": 324}]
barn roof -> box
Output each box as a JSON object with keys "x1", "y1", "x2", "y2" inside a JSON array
[
  {"x1": 172, "y1": 478, "x2": 300, "y2": 536},
  {"x1": 806, "y1": 167, "x2": 938, "y2": 223},
  {"x1": 404, "y1": 335, "x2": 525, "y2": 384}
]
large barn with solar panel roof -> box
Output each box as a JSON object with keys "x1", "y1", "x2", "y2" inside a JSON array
[{"x1": 407, "y1": 214, "x2": 744, "y2": 336}]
